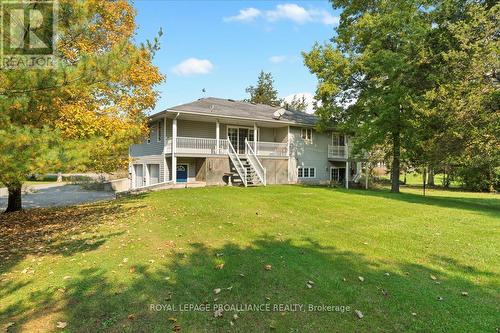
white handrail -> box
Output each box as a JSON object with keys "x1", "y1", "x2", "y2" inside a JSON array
[
  {"x1": 227, "y1": 137, "x2": 247, "y2": 186},
  {"x1": 245, "y1": 138, "x2": 266, "y2": 186}
]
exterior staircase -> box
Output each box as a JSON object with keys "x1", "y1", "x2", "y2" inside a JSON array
[{"x1": 227, "y1": 138, "x2": 266, "y2": 187}]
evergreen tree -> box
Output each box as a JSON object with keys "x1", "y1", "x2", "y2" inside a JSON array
[{"x1": 245, "y1": 71, "x2": 281, "y2": 106}]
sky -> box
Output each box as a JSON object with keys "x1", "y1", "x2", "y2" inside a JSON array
[{"x1": 133, "y1": 1, "x2": 341, "y2": 114}]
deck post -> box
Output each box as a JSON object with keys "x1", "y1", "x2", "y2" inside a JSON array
[
  {"x1": 345, "y1": 161, "x2": 349, "y2": 189},
  {"x1": 216, "y1": 120, "x2": 220, "y2": 154},
  {"x1": 172, "y1": 117, "x2": 177, "y2": 184},
  {"x1": 163, "y1": 116, "x2": 167, "y2": 181},
  {"x1": 253, "y1": 123, "x2": 257, "y2": 152}
]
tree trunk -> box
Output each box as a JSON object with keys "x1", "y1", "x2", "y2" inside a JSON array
[
  {"x1": 422, "y1": 167, "x2": 427, "y2": 196},
  {"x1": 5, "y1": 184, "x2": 22, "y2": 213},
  {"x1": 427, "y1": 168, "x2": 435, "y2": 186},
  {"x1": 390, "y1": 131, "x2": 401, "y2": 193}
]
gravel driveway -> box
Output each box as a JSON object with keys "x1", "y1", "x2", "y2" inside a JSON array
[{"x1": 0, "y1": 183, "x2": 115, "y2": 210}]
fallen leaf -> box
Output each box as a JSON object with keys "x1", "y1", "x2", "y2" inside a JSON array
[
  {"x1": 123, "y1": 258, "x2": 128, "y2": 263},
  {"x1": 56, "y1": 321, "x2": 67, "y2": 328},
  {"x1": 4, "y1": 322, "x2": 15, "y2": 330},
  {"x1": 129, "y1": 267, "x2": 136, "y2": 273},
  {"x1": 384, "y1": 272, "x2": 390, "y2": 276},
  {"x1": 233, "y1": 314, "x2": 239, "y2": 320},
  {"x1": 168, "y1": 317, "x2": 177, "y2": 323},
  {"x1": 127, "y1": 314, "x2": 135, "y2": 320},
  {"x1": 214, "y1": 288, "x2": 221, "y2": 294},
  {"x1": 264, "y1": 264, "x2": 272, "y2": 271},
  {"x1": 411, "y1": 312, "x2": 417, "y2": 316},
  {"x1": 215, "y1": 263, "x2": 224, "y2": 270},
  {"x1": 430, "y1": 275, "x2": 437, "y2": 280},
  {"x1": 63, "y1": 276, "x2": 71, "y2": 280},
  {"x1": 172, "y1": 324, "x2": 181, "y2": 332},
  {"x1": 214, "y1": 308, "x2": 223, "y2": 318},
  {"x1": 354, "y1": 310, "x2": 364, "y2": 319},
  {"x1": 358, "y1": 276, "x2": 364, "y2": 282}
]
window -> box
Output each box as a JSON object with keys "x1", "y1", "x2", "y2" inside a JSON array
[
  {"x1": 332, "y1": 133, "x2": 345, "y2": 146},
  {"x1": 157, "y1": 121, "x2": 163, "y2": 142},
  {"x1": 298, "y1": 167, "x2": 316, "y2": 179},
  {"x1": 301, "y1": 128, "x2": 313, "y2": 141}
]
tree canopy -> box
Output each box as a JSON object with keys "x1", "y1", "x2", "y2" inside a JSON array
[
  {"x1": 0, "y1": 0, "x2": 164, "y2": 212},
  {"x1": 304, "y1": 0, "x2": 499, "y2": 192}
]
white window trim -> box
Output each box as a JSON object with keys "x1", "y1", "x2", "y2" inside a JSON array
[
  {"x1": 332, "y1": 132, "x2": 345, "y2": 146},
  {"x1": 301, "y1": 128, "x2": 313, "y2": 142},
  {"x1": 298, "y1": 167, "x2": 316, "y2": 179}
]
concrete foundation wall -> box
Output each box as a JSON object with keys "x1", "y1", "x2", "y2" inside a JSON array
[
  {"x1": 261, "y1": 158, "x2": 288, "y2": 184},
  {"x1": 205, "y1": 157, "x2": 232, "y2": 185}
]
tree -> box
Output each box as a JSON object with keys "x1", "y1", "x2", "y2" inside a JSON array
[
  {"x1": 0, "y1": 0, "x2": 164, "y2": 212},
  {"x1": 245, "y1": 71, "x2": 281, "y2": 106},
  {"x1": 416, "y1": 1, "x2": 499, "y2": 192},
  {"x1": 304, "y1": 1, "x2": 438, "y2": 193},
  {"x1": 282, "y1": 95, "x2": 308, "y2": 112}
]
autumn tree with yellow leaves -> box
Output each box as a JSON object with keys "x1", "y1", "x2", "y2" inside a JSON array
[{"x1": 0, "y1": 0, "x2": 164, "y2": 212}]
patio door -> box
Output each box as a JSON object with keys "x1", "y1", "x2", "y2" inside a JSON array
[
  {"x1": 228, "y1": 127, "x2": 255, "y2": 154},
  {"x1": 330, "y1": 167, "x2": 346, "y2": 183}
]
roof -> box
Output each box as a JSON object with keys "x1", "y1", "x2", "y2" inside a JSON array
[{"x1": 152, "y1": 97, "x2": 317, "y2": 126}]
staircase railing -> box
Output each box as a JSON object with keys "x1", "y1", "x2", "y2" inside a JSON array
[
  {"x1": 227, "y1": 137, "x2": 247, "y2": 187},
  {"x1": 245, "y1": 139, "x2": 266, "y2": 186}
]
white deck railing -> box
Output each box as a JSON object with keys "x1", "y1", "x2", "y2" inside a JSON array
[
  {"x1": 164, "y1": 137, "x2": 228, "y2": 155},
  {"x1": 245, "y1": 139, "x2": 266, "y2": 185},
  {"x1": 328, "y1": 145, "x2": 348, "y2": 159},
  {"x1": 164, "y1": 137, "x2": 287, "y2": 157},
  {"x1": 256, "y1": 142, "x2": 288, "y2": 157}
]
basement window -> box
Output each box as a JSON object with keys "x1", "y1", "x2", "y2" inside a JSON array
[{"x1": 298, "y1": 167, "x2": 315, "y2": 179}]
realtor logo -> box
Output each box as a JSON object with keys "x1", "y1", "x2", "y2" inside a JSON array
[{"x1": 1, "y1": 0, "x2": 57, "y2": 69}]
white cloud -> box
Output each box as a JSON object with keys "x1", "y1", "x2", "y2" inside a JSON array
[
  {"x1": 318, "y1": 11, "x2": 340, "y2": 26},
  {"x1": 172, "y1": 58, "x2": 214, "y2": 76},
  {"x1": 225, "y1": 3, "x2": 339, "y2": 26},
  {"x1": 269, "y1": 55, "x2": 287, "y2": 64},
  {"x1": 266, "y1": 4, "x2": 312, "y2": 24},
  {"x1": 223, "y1": 7, "x2": 261, "y2": 22},
  {"x1": 283, "y1": 92, "x2": 317, "y2": 114}
]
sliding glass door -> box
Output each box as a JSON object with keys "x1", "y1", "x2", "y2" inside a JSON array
[{"x1": 228, "y1": 127, "x2": 255, "y2": 154}]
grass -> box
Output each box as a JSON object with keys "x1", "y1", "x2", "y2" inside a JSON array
[{"x1": 0, "y1": 186, "x2": 498, "y2": 332}]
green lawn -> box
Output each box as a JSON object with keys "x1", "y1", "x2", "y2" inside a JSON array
[{"x1": 1, "y1": 186, "x2": 499, "y2": 332}]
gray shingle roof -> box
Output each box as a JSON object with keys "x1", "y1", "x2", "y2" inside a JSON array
[{"x1": 154, "y1": 97, "x2": 317, "y2": 126}]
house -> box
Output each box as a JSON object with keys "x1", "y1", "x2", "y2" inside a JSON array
[{"x1": 129, "y1": 97, "x2": 363, "y2": 189}]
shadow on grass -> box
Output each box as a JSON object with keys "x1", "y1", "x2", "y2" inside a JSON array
[
  {"x1": 3, "y1": 236, "x2": 498, "y2": 332},
  {"x1": 0, "y1": 201, "x2": 144, "y2": 275},
  {"x1": 309, "y1": 185, "x2": 499, "y2": 217}
]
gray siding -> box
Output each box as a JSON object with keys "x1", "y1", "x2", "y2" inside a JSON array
[
  {"x1": 289, "y1": 126, "x2": 332, "y2": 184},
  {"x1": 130, "y1": 118, "x2": 165, "y2": 157},
  {"x1": 178, "y1": 120, "x2": 216, "y2": 138}
]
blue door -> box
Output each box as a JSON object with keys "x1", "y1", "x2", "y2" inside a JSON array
[{"x1": 176, "y1": 164, "x2": 188, "y2": 183}]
